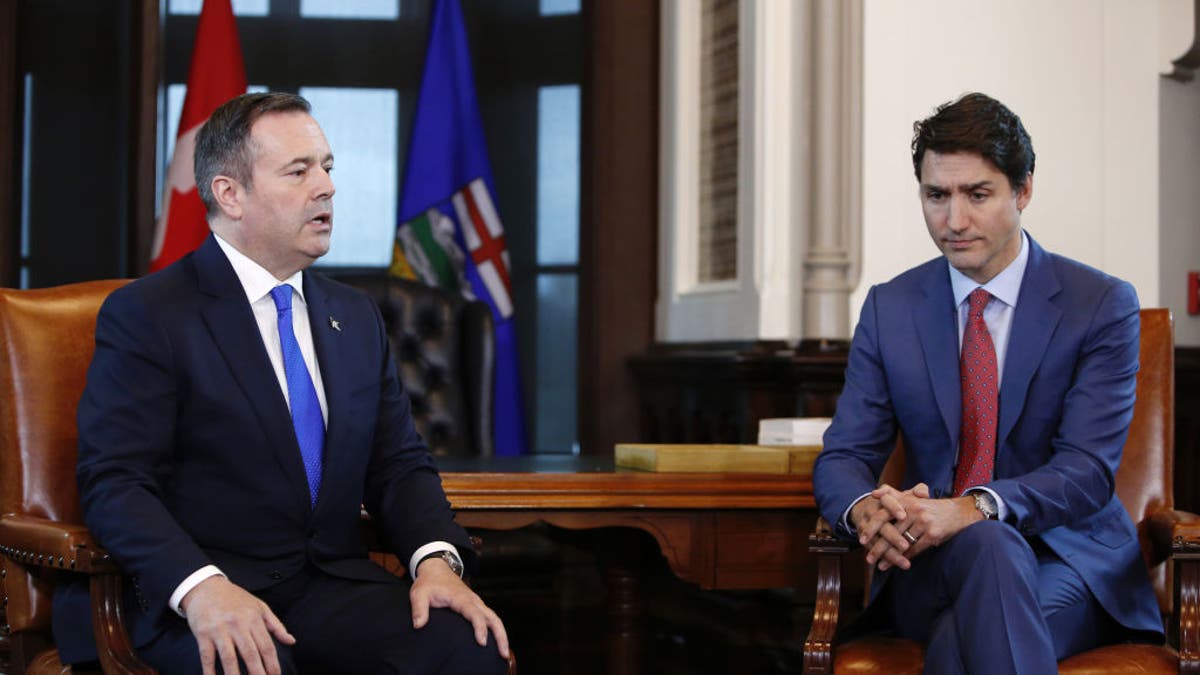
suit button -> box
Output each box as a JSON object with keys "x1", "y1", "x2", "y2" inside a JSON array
[{"x1": 269, "y1": 570, "x2": 283, "y2": 580}]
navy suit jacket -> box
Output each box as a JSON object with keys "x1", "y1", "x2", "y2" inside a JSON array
[
  {"x1": 53, "y1": 235, "x2": 475, "y2": 662},
  {"x1": 812, "y1": 235, "x2": 1162, "y2": 637}
]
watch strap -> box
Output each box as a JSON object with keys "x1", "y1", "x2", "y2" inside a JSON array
[{"x1": 417, "y1": 550, "x2": 464, "y2": 578}]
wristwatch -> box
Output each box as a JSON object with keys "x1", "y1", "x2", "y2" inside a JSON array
[
  {"x1": 418, "y1": 550, "x2": 464, "y2": 578},
  {"x1": 972, "y1": 491, "x2": 999, "y2": 520}
]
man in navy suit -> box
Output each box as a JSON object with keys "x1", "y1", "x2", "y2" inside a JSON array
[
  {"x1": 812, "y1": 93, "x2": 1163, "y2": 672},
  {"x1": 54, "y1": 92, "x2": 509, "y2": 674}
]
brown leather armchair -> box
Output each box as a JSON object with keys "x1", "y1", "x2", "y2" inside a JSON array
[
  {"x1": 0, "y1": 280, "x2": 517, "y2": 674},
  {"x1": 802, "y1": 308, "x2": 1200, "y2": 674},
  {"x1": 0, "y1": 280, "x2": 144, "y2": 674}
]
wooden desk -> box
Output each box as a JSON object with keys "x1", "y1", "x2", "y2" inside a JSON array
[{"x1": 437, "y1": 456, "x2": 819, "y2": 673}]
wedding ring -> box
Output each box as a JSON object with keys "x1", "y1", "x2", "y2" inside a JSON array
[{"x1": 903, "y1": 531, "x2": 919, "y2": 544}]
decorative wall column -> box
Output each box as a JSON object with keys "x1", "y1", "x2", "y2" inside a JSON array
[
  {"x1": 658, "y1": 0, "x2": 863, "y2": 343},
  {"x1": 801, "y1": 0, "x2": 862, "y2": 341}
]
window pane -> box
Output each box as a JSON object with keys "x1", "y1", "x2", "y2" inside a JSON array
[
  {"x1": 301, "y1": 87, "x2": 399, "y2": 268},
  {"x1": 169, "y1": 0, "x2": 268, "y2": 16},
  {"x1": 164, "y1": 84, "x2": 187, "y2": 163},
  {"x1": 540, "y1": 0, "x2": 580, "y2": 16},
  {"x1": 21, "y1": 73, "x2": 33, "y2": 262},
  {"x1": 536, "y1": 85, "x2": 579, "y2": 266},
  {"x1": 536, "y1": 273, "x2": 578, "y2": 453},
  {"x1": 300, "y1": 0, "x2": 399, "y2": 20},
  {"x1": 698, "y1": 0, "x2": 739, "y2": 282}
]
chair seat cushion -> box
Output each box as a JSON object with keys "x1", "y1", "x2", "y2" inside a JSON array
[
  {"x1": 1057, "y1": 643, "x2": 1178, "y2": 674},
  {"x1": 27, "y1": 648, "x2": 73, "y2": 675},
  {"x1": 835, "y1": 637, "x2": 924, "y2": 674}
]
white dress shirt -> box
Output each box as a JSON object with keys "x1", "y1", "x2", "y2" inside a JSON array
[{"x1": 170, "y1": 235, "x2": 458, "y2": 615}]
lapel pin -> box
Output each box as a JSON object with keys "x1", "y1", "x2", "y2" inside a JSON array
[{"x1": 329, "y1": 316, "x2": 341, "y2": 332}]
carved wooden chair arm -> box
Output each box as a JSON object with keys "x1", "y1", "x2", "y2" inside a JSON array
[
  {"x1": 803, "y1": 517, "x2": 852, "y2": 674},
  {"x1": 1167, "y1": 511, "x2": 1200, "y2": 673}
]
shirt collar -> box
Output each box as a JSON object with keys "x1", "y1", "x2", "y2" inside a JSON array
[
  {"x1": 948, "y1": 230, "x2": 1028, "y2": 309},
  {"x1": 213, "y1": 233, "x2": 307, "y2": 306}
]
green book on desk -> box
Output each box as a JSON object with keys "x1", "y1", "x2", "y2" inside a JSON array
[{"x1": 614, "y1": 443, "x2": 820, "y2": 474}]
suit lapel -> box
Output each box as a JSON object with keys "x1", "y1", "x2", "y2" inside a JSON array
[
  {"x1": 998, "y1": 238, "x2": 1062, "y2": 448},
  {"x1": 303, "y1": 272, "x2": 350, "y2": 513},
  {"x1": 914, "y1": 267, "x2": 961, "y2": 449},
  {"x1": 193, "y1": 236, "x2": 312, "y2": 512}
]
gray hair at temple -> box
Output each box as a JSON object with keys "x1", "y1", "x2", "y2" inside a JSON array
[{"x1": 194, "y1": 92, "x2": 312, "y2": 216}]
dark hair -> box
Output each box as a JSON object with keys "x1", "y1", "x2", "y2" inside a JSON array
[
  {"x1": 194, "y1": 92, "x2": 312, "y2": 215},
  {"x1": 911, "y1": 92, "x2": 1035, "y2": 191}
]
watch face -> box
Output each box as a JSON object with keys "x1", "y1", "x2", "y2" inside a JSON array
[
  {"x1": 974, "y1": 493, "x2": 998, "y2": 519},
  {"x1": 440, "y1": 552, "x2": 464, "y2": 576}
]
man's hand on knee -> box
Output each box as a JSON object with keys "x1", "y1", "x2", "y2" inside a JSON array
[
  {"x1": 181, "y1": 575, "x2": 296, "y2": 675},
  {"x1": 410, "y1": 557, "x2": 510, "y2": 660}
]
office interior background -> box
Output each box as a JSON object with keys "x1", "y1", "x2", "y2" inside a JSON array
[{"x1": 2, "y1": 0, "x2": 1199, "y2": 672}]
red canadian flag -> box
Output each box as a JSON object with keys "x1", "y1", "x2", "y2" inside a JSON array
[{"x1": 149, "y1": 0, "x2": 246, "y2": 272}]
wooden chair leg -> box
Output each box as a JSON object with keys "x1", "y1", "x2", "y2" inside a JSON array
[
  {"x1": 1179, "y1": 556, "x2": 1200, "y2": 673},
  {"x1": 804, "y1": 521, "x2": 849, "y2": 675},
  {"x1": 89, "y1": 574, "x2": 154, "y2": 674}
]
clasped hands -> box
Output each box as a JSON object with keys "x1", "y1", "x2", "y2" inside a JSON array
[
  {"x1": 849, "y1": 482, "x2": 984, "y2": 572},
  {"x1": 180, "y1": 558, "x2": 509, "y2": 675}
]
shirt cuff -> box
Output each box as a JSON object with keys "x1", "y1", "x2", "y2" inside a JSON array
[
  {"x1": 409, "y1": 541, "x2": 462, "y2": 579},
  {"x1": 170, "y1": 565, "x2": 224, "y2": 617},
  {"x1": 839, "y1": 492, "x2": 874, "y2": 535},
  {"x1": 963, "y1": 486, "x2": 1009, "y2": 521}
]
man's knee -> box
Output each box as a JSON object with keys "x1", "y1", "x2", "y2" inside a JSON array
[
  {"x1": 951, "y1": 519, "x2": 1032, "y2": 558},
  {"x1": 138, "y1": 625, "x2": 296, "y2": 675},
  {"x1": 423, "y1": 608, "x2": 509, "y2": 675},
  {"x1": 942, "y1": 520, "x2": 1037, "y2": 584}
]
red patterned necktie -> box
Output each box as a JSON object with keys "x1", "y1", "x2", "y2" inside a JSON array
[{"x1": 953, "y1": 288, "x2": 998, "y2": 496}]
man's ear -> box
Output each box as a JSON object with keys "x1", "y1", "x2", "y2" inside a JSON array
[
  {"x1": 210, "y1": 175, "x2": 244, "y2": 220},
  {"x1": 1015, "y1": 172, "x2": 1033, "y2": 212}
]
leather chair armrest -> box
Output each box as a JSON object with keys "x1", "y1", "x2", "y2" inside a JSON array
[
  {"x1": 803, "y1": 517, "x2": 853, "y2": 674},
  {"x1": 1169, "y1": 511, "x2": 1200, "y2": 556},
  {"x1": 1144, "y1": 508, "x2": 1200, "y2": 566},
  {"x1": 0, "y1": 513, "x2": 117, "y2": 574},
  {"x1": 0, "y1": 515, "x2": 151, "y2": 672}
]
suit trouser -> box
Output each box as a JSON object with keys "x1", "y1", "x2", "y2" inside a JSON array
[
  {"x1": 136, "y1": 564, "x2": 508, "y2": 675},
  {"x1": 885, "y1": 519, "x2": 1119, "y2": 675}
]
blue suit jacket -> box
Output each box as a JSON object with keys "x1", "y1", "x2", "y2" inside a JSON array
[
  {"x1": 53, "y1": 235, "x2": 475, "y2": 662},
  {"x1": 812, "y1": 235, "x2": 1162, "y2": 637}
]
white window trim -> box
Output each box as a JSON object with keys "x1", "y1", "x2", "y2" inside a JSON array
[{"x1": 657, "y1": 0, "x2": 803, "y2": 343}]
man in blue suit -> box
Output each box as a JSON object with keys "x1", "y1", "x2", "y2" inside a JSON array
[
  {"x1": 812, "y1": 93, "x2": 1162, "y2": 672},
  {"x1": 54, "y1": 92, "x2": 510, "y2": 674}
]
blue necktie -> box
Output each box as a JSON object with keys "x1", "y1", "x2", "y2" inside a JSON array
[{"x1": 270, "y1": 285, "x2": 325, "y2": 508}]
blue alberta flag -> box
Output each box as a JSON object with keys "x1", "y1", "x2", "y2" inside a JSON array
[{"x1": 395, "y1": 0, "x2": 529, "y2": 456}]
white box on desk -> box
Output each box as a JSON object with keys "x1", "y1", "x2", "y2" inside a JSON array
[{"x1": 757, "y1": 417, "x2": 832, "y2": 446}]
